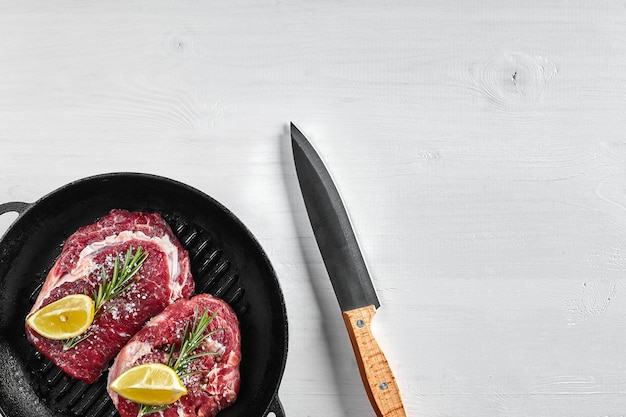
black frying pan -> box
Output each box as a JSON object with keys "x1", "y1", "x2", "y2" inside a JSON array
[{"x1": 0, "y1": 172, "x2": 288, "y2": 417}]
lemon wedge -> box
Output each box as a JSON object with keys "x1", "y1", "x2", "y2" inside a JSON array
[
  {"x1": 26, "y1": 294, "x2": 95, "y2": 340},
  {"x1": 109, "y1": 363, "x2": 187, "y2": 406}
]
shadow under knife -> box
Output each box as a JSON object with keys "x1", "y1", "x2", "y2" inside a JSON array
[{"x1": 277, "y1": 123, "x2": 375, "y2": 417}]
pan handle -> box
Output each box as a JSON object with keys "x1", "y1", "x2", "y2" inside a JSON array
[
  {"x1": 265, "y1": 395, "x2": 285, "y2": 417},
  {"x1": 0, "y1": 201, "x2": 30, "y2": 215},
  {"x1": 0, "y1": 202, "x2": 30, "y2": 236}
]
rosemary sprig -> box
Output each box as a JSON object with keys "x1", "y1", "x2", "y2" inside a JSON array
[
  {"x1": 170, "y1": 308, "x2": 224, "y2": 377},
  {"x1": 136, "y1": 308, "x2": 225, "y2": 417},
  {"x1": 62, "y1": 246, "x2": 148, "y2": 350},
  {"x1": 93, "y1": 246, "x2": 148, "y2": 315},
  {"x1": 62, "y1": 332, "x2": 91, "y2": 350},
  {"x1": 137, "y1": 404, "x2": 168, "y2": 417}
]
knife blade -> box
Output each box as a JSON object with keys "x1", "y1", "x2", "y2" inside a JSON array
[{"x1": 291, "y1": 123, "x2": 407, "y2": 417}]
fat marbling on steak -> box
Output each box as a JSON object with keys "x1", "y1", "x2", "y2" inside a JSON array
[
  {"x1": 25, "y1": 209, "x2": 195, "y2": 383},
  {"x1": 107, "y1": 293, "x2": 241, "y2": 417}
]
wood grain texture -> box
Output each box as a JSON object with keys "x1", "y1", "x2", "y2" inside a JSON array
[
  {"x1": 1, "y1": 1, "x2": 626, "y2": 416},
  {"x1": 343, "y1": 305, "x2": 407, "y2": 417}
]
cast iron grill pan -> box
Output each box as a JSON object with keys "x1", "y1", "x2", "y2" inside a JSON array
[{"x1": 0, "y1": 173, "x2": 288, "y2": 417}]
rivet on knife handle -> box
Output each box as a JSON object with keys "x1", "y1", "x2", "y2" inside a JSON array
[{"x1": 343, "y1": 305, "x2": 407, "y2": 417}]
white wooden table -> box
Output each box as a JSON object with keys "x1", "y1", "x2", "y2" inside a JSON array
[{"x1": 2, "y1": 1, "x2": 626, "y2": 416}]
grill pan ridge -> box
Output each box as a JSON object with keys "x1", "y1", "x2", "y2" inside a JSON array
[{"x1": 0, "y1": 173, "x2": 288, "y2": 417}]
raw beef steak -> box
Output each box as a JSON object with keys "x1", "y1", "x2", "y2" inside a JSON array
[
  {"x1": 107, "y1": 294, "x2": 241, "y2": 417},
  {"x1": 26, "y1": 209, "x2": 195, "y2": 383}
]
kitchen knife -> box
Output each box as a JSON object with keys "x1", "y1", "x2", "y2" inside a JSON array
[{"x1": 291, "y1": 123, "x2": 407, "y2": 417}]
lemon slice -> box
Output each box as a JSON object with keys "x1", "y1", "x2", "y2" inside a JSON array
[
  {"x1": 26, "y1": 294, "x2": 95, "y2": 340},
  {"x1": 109, "y1": 363, "x2": 187, "y2": 406}
]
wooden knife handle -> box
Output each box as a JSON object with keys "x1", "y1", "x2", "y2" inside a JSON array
[{"x1": 342, "y1": 305, "x2": 407, "y2": 417}]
